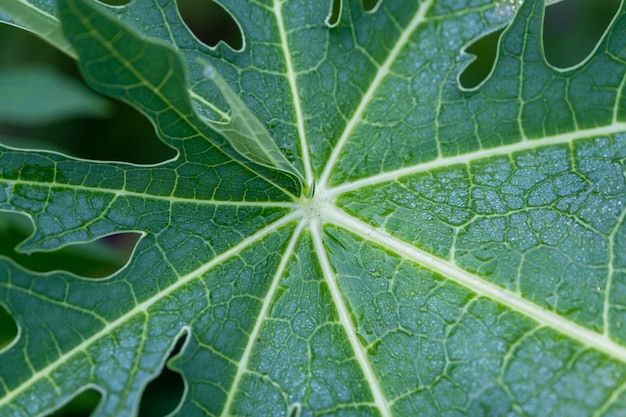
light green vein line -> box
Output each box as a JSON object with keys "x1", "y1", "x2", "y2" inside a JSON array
[
  {"x1": 614, "y1": 71, "x2": 626, "y2": 124},
  {"x1": 220, "y1": 219, "x2": 306, "y2": 417},
  {"x1": 111, "y1": 311, "x2": 149, "y2": 416},
  {"x1": 318, "y1": 0, "x2": 434, "y2": 189},
  {"x1": 605, "y1": 181, "x2": 626, "y2": 337},
  {"x1": 1, "y1": 277, "x2": 108, "y2": 327},
  {"x1": 0, "y1": 146, "x2": 294, "y2": 209},
  {"x1": 592, "y1": 378, "x2": 626, "y2": 417},
  {"x1": 0, "y1": 0, "x2": 57, "y2": 25},
  {"x1": 6, "y1": 179, "x2": 296, "y2": 208},
  {"x1": 273, "y1": 0, "x2": 314, "y2": 188},
  {"x1": 326, "y1": 122, "x2": 626, "y2": 197},
  {"x1": 189, "y1": 90, "x2": 230, "y2": 122},
  {"x1": 496, "y1": 326, "x2": 540, "y2": 413},
  {"x1": 0, "y1": 211, "x2": 301, "y2": 408},
  {"x1": 309, "y1": 218, "x2": 392, "y2": 417},
  {"x1": 515, "y1": 5, "x2": 529, "y2": 142},
  {"x1": 322, "y1": 204, "x2": 626, "y2": 364}
]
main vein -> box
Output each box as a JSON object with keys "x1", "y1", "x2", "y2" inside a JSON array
[
  {"x1": 8, "y1": 178, "x2": 297, "y2": 209},
  {"x1": 322, "y1": 204, "x2": 626, "y2": 363},
  {"x1": 220, "y1": 220, "x2": 305, "y2": 417},
  {"x1": 0, "y1": 211, "x2": 301, "y2": 408},
  {"x1": 309, "y1": 219, "x2": 392, "y2": 417},
  {"x1": 318, "y1": 0, "x2": 434, "y2": 189},
  {"x1": 273, "y1": 0, "x2": 314, "y2": 188},
  {"x1": 327, "y1": 122, "x2": 626, "y2": 197}
]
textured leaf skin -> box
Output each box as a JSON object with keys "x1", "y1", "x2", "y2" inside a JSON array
[
  {"x1": 1, "y1": 0, "x2": 626, "y2": 416},
  {"x1": 56, "y1": 0, "x2": 302, "y2": 197},
  {"x1": 199, "y1": 61, "x2": 307, "y2": 189}
]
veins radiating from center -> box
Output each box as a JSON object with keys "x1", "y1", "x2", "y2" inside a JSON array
[{"x1": 294, "y1": 180, "x2": 335, "y2": 229}]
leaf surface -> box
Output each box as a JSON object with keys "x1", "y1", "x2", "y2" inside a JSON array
[{"x1": 2, "y1": 0, "x2": 626, "y2": 416}]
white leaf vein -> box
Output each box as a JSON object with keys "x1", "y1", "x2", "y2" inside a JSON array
[{"x1": 321, "y1": 203, "x2": 626, "y2": 363}]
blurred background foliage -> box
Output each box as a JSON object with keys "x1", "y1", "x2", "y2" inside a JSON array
[{"x1": 0, "y1": 0, "x2": 621, "y2": 415}]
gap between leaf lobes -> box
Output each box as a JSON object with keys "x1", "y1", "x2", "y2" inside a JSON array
[
  {"x1": 176, "y1": 0, "x2": 243, "y2": 50},
  {"x1": 138, "y1": 331, "x2": 187, "y2": 416}
]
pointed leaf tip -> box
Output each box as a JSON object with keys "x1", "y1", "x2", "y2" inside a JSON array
[{"x1": 197, "y1": 59, "x2": 306, "y2": 191}]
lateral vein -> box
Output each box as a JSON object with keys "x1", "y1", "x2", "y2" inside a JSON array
[
  {"x1": 310, "y1": 219, "x2": 392, "y2": 417},
  {"x1": 328, "y1": 122, "x2": 626, "y2": 196},
  {"x1": 6, "y1": 179, "x2": 297, "y2": 209},
  {"x1": 323, "y1": 205, "x2": 626, "y2": 363},
  {"x1": 319, "y1": 0, "x2": 435, "y2": 189}
]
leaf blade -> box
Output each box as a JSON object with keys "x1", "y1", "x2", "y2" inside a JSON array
[
  {"x1": 57, "y1": 0, "x2": 302, "y2": 197},
  {"x1": 1, "y1": 0, "x2": 626, "y2": 415}
]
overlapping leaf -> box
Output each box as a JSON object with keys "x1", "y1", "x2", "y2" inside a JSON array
[{"x1": 1, "y1": 0, "x2": 626, "y2": 416}]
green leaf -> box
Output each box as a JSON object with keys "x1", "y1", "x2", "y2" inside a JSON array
[
  {"x1": 1, "y1": 0, "x2": 626, "y2": 416},
  {"x1": 57, "y1": 0, "x2": 303, "y2": 197}
]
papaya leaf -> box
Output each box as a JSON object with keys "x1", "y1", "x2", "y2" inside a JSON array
[{"x1": 1, "y1": 0, "x2": 626, "y2": 416}]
